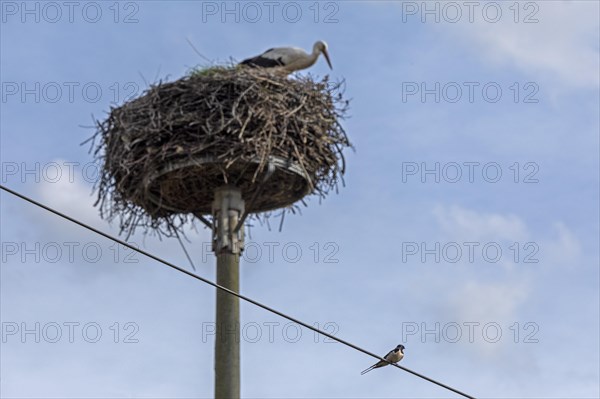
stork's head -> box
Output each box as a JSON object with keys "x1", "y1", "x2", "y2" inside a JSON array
[{"x1": 314, "y1": 40, "x2": 332, "y2": 70}]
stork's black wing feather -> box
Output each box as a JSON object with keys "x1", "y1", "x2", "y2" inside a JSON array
[{"x1": 240, "y1": 56, "x2": 284, "y2": 68}]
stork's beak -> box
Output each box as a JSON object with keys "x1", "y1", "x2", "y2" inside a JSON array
[{"x1": 322, "y1": 48, "x2": 333, "y2": 70}]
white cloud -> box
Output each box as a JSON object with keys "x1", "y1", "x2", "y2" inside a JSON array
[
  {"x1": 36, "y1": 165, "x2": 99, "y2": 227},
  {"x1": 432, "y1": 204, "x2": 530, "y2": 243},
  {"x1": 432, "y1": 204, "x2": 583, "y2": 270},
  {"x1": 445, "y1": 1, "x2": 599, "y2": 88},
  {"x1": 540, "y1": 221, "x2": 583, "y2": 268},
  {"x1": 447, "y1": 279, "x2": 529, "y2": 323},
  {"x1": 436, "y1": 276, "x2": 532, "y2": 360},
  {"x1": 428, "y1": 204, "x2": 584, "y2": 360}
]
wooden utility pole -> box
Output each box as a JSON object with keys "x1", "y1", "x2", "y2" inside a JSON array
[{"x1": 212, "y1": 187, "x2": 244, "y2": 399}]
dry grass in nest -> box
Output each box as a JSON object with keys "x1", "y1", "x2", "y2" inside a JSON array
[{"x1": 88, "y1": 65, "x2": 351, "y2": 238}]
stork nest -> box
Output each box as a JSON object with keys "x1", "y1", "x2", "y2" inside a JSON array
[{"x1": 89, "y1": 66, "x2": 351, "y2": 238}]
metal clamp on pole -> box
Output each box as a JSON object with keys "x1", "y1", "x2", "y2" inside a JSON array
[{"x1": 212, "y1": 186, "x2": 245, "y2": 255}]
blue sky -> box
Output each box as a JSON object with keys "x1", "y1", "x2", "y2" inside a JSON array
[{"x1": 1, "y1": 1, "x2": 599, "y2": 398}]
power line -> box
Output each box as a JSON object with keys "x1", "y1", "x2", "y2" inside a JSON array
[{"x1": 0, "y1": 184, "x2": 476, "y2": 399}]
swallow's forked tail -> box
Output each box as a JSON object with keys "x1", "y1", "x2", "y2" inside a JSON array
[{"x1": 360, "y1": 365, "x2": 376, "y2": 375}]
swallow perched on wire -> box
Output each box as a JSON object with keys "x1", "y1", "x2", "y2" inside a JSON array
[{"x1": 361, "y1": 344, "x2": 405, "y2": 375}]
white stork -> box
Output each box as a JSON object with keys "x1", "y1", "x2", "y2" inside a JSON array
[{"x1": 240, "y1": 41, "x2": 332, "y2": 73}]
